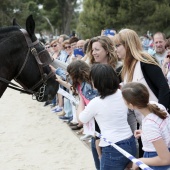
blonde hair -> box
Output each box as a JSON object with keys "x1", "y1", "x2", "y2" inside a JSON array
[
  {"x1": 62, "y1": 40, "x2": 70, "y2": 48},
  {"x1": 114, "y1": 29, "x2": 159, "y2": 82},
  {"x1": 50, "y1": 39, "x2": 59, "y2": 46}
]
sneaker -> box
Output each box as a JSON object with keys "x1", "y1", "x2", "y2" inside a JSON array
[
  {"x1": 51, "y1": 106, "x2": 63, "y2": 113},
  {"x1": 44, "y1": 101, "x2": 51, "y2": 106},
  {"x1": 57, "y1": 110, "x2": 65, "y2": 116},
  {"x1": 80, "y1": 134, "x2": 92, "y2": 141},
  {"x1": 50, "y1": 103, "x2": 56, "y2": 108},
  {"x1": 62, "y1": 116, "x2": 73, "y2": 122},
  {"x1": 59, "y1": 116, "x2": 71, "y2": 120}
]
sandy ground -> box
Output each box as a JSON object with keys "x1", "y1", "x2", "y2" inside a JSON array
[{"x1": 0, "y1": 88, "x2": 95, "y2": 170}]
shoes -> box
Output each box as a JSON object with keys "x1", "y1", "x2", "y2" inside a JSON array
[
  {"x1": 57, "y1": 110, "x2": 65, "y2": 116},
  {"x1": 59, "y1": 116, "x2": 72, "y2": 120},
  {"x1": 68, "y1": 116, "x2": 73, "y2": 122},
  {"x1": 76, "y1": 128, "x2": 84, "y2": 135},
  {"x1": 68, "y1": 122, "x2": 78, "y2": 126},
  {"x1": 71, "y1": 125, "x2": 83, "y2": 130},
  {"x1": 62, "y1": 116, "x2": 73, "y2": 122},
  {"x1": 51, "y1": 106, "x2": 63, "y2": 113},
  {"x1": 80, "y1": 134, "x2": 92, "y2": 141},
  {"x1": 44, "y1": 101, "x2": 51, "y2": 106},
  {"x1": 50, "y1": 103, "x2": 56, "y2": 108}
]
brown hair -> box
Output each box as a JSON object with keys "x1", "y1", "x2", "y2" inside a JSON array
[
  {"x1": 86, "y1": 36, "x2": 118, "y2": 68},
  {"x1": 122, "y1": 82, "x2": 167, "y2": 119},
  {"x1": 67, "y1": 60, "x2": 91, "y2": 95},
  {"x1": 69, "y1": 37, "x2": 79, "y2": 44}
]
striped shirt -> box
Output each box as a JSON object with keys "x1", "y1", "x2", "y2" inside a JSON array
[{"x1": 142, "y1": 101, "x2": 170, "y2": 152}]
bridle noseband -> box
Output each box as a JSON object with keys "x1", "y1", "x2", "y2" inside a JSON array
[{"x1": 0, "y1": 29, "x2": 54, "y2": 101}]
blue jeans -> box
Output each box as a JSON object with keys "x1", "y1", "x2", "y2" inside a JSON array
[
  {"x1": 63, "y1": 97, "x2": 72, "y2": 117},
  {"x1": 91, "y1": 137, "x2": 100, "y2": 170},
  {"x1": 52, "y1": 96, "x2": 56, "y2": 105},
  {"x1": 100, "y1": 136, "x2": 136, "y2": 170},
  {"x1": 143, "y1": 149, "x2": 170, "y2": 170}
]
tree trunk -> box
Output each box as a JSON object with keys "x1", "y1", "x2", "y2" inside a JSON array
[{"x1": 64, "y1": 0, "x2": 77, "y2": 35}]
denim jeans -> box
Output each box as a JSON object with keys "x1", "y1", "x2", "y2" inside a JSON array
[
  {"x1": 143, "y1": 149, "x2": 170, "y2": 170},
  {"x1": 100, "y1": 136, "x2": 136, "y2": 170},
  {"x1": 91, "y1": 137, "x2": 100, "y2": 170},
  {"x1": 52, "y1": 96, "x2": 56, "y2": 105},
  {"x1": 63, "y1": 97, "x2": 72, "y2": 117}
]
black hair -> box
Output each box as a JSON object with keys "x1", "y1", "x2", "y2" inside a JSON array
[
  {"x1": 69, "y1": 37, "x2": 79, "y2": 44},
  {"x1": 90, "y1": 64, "x2": 119, "y2": 99}
]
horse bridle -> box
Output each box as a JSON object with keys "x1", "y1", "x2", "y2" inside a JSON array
[{"x1": 0, "y1": 29, "x2": 55, "y2": 101}]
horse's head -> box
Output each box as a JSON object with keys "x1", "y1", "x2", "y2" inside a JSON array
[{"x1": 13, "y1": 15, "x2": 59, "y2": 102}]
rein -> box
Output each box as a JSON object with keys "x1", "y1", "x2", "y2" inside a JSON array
[{"x1": 0, "y1": 28, "x2": 54, "y2": 101}]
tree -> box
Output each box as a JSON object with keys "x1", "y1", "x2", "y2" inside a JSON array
[
  {"x1": 78, "y1": 0, "x2": 170, "y2": 38},
  {"x1": 77, "y1": 0, "x2": 120, "y2": 39},
  {"x1": 39, "y1": 0, "x2": 79, "y2": 35}
]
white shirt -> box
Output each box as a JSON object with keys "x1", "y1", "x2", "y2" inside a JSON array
[
  {"x1": 141, "y1": 101, "x2": 170, "y2": 152},
  {"x1": 123, "y1": 61, "x2": 158, "y2": 125},
  {"x1": 153, "y1": 50, "x2": 168, "y2": 66},
  {"x1": 79, "y1": 89, "x2": 133, "y2": 147}
]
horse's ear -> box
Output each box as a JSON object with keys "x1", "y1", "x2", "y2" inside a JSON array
[
  {"x1": 12, "y1": 18, "x2": 22, "y2": 28},
  {"x1": 26, "y1": 15, "x2": 35, "y2": 37}
]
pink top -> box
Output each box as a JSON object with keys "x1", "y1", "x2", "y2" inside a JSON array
[{"x1": 77, "y1": 84, "x2": 90, "y2": 106}]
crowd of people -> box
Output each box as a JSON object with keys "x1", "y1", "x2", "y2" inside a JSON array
[{"x1": 42, "y1": 29, "x2": 170, "y2": 170}]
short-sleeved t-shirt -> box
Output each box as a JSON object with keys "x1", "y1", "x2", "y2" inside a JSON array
[{"x1": 141, "y1": 101, "x2": 170, "y2": 152}]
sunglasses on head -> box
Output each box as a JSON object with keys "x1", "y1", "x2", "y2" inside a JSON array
[
  {"x1": 65, "y1": 46, "x2": 71, "y2": 49},
  {"x1": 51, "y1": 44, "x2": 57, "y2": 48}
]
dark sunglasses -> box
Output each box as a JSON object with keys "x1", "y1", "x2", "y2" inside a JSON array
[
  {"x1": 45, "y1": 46, "x2": 51, "y2": 49},
  {"x1": 51, "y1": 44, "x2": 57, "y2": 48},
  {"x1": 65, "y1": 46, "x2": 71, "y2": 49}
]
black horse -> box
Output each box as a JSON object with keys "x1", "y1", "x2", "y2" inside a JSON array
[{"x1": 0, "y1": 15, "x2": 59, "y2": 102}]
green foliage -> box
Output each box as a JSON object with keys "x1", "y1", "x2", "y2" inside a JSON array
[
  {"x1": 78, "y1": 0, "x2": 170, "y2": 39},
  {"x1": 77, "y1": 0, "x2": 120, "y2": 39},
  {"x1": 0, "y1": 0, "x2": 79, "y2": 37},
  {"x1": 1, "y1": 0, "x2": 170, "y2": 39},
  {"x1": 41, "y1": 0, "x2": 79, "y2": 35}
]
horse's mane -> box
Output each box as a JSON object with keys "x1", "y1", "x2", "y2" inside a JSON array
[
  {"x1": 0, "y1": 26, "x2": 22, "y2": 43},
  {"x1": 0, "y1": 26, "x2": 19, "y2": 34}
]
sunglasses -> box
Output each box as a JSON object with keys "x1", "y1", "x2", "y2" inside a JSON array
[
  {"x1": 65, "y1": 46, "x2": 71, "y2": 49},
  {"x1": 45, "y1": 46, "x2": 51, "y2": 49},
  {"x1": 51, "y1": 44, "x2": 57, "y2": 48}
]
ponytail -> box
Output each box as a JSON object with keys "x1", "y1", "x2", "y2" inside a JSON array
[{"x1": 147, "y1": 103, "x2": 167, "y2": 119}]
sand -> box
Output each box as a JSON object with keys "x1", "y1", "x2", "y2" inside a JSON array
[{"x1": 0, "y1": 88, "x2": 95, "y2": 170}]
